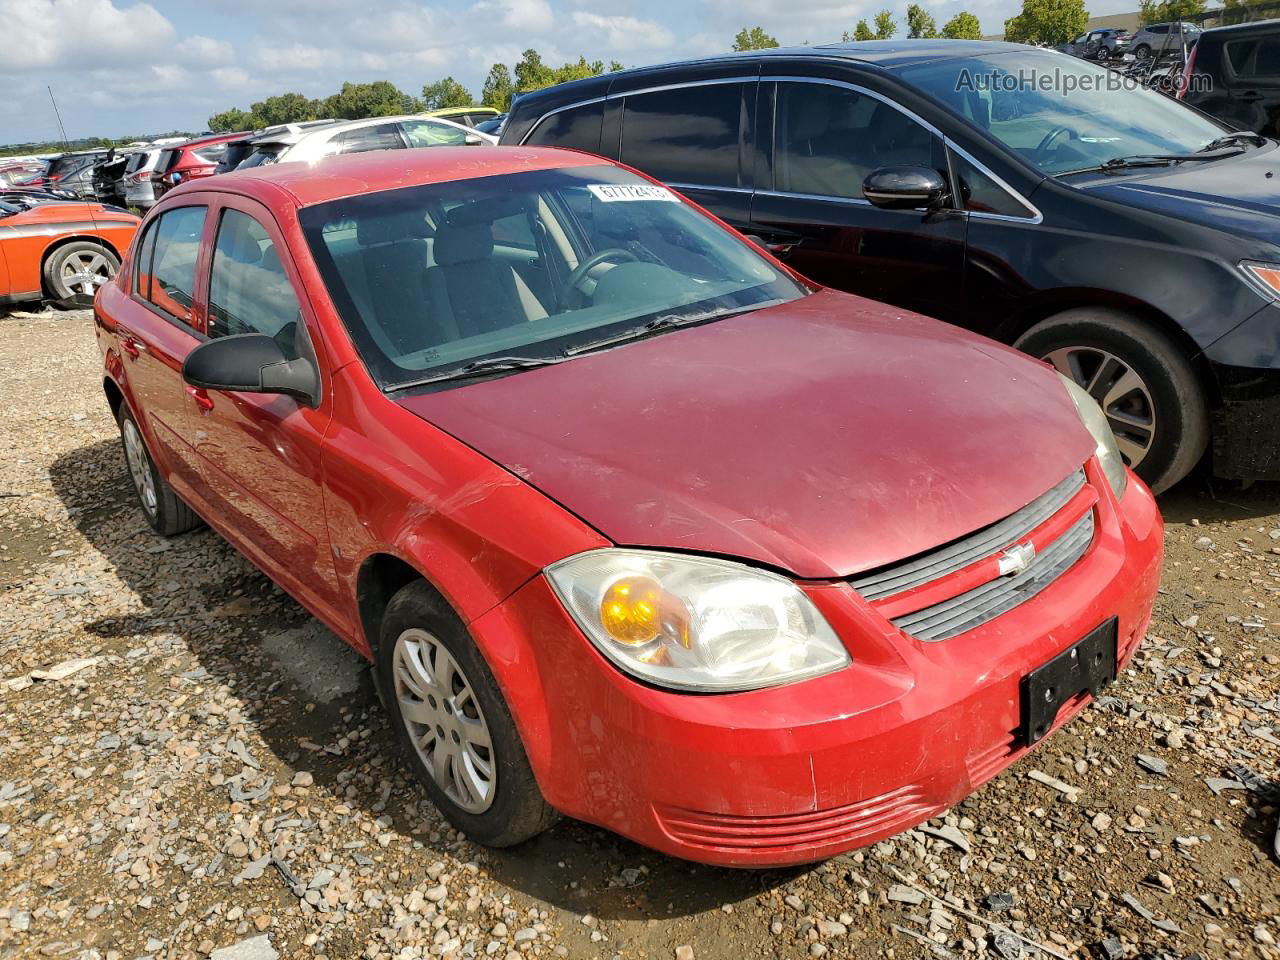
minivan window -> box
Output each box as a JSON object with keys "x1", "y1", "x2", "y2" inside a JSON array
[
  {"x1": 898, "y1": 49, "x2": 1226, "y2": 175},
  {"x1": 525, "y1": 101, "x2": 603, "y2": 153},
  {"x1": 1227, "y1": 37, "x2": 1280, "y2": 78},
  {"x1": 208, "y1": 209, "x2": 305, "y2": 358},
  {"x1": 146, "y1": 206, "x2": 207, "y2": 324},
  {"x1": 332, "y1": 124, "x2": 405, "y2": 155},
  {"x1": 774, "y1": 82, "x2": 933, "y2": 200},
  {"x1": 949, "y1": 150, "x2": 1035, "y2": 218},
  {"x1": 299, "y1": 165, "x2": 804, "y2": 388},
  {"x1": 620, "y1": 83, "x2": 746, "y2": 187}
]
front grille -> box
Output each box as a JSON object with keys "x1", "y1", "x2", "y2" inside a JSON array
[
  {"x1": 852, "y1": 470, "x2": 1085, "y2": 602},
  {"x1": 894, "y1": 509, "x2": 1094, "y2": 642}
]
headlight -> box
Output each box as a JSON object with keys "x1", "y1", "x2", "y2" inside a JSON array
[
  {"x1": 1240, "y1": 261, "x2": 1280, "y2": 300},
  {"x1": 545, "y1": 549, "x2": 850, "y2": 692},
  {"x1": 1058, "y1": 373, "x2": 1128, "y2": 499}
]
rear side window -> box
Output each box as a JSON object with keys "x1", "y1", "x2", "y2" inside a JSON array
[
  {"x1": 146, "y1": 206, "x2": 207, "y2": 324},
  {"x1": 332, "y1": 124, "x2": 405, "y2": 155},
  {"x1": 620, "y1": 84, "x2": 746, "y2": 187},
  {"x1": 194, "y1": 143, "x2": 229, "y2": 163},
  {"x1": 774, "y1": 82, "x2": 934, "y2": 200},
  {"x1": 525, "y1": 101, "x2": 603, "y2": 153},
  {"x1": 1227, "y1": 37, "x2": 1280, "y2": 77},
  {"x1": 401, "y1": 120, "x2": 469, "y2": 147},
  {"x1": 207, "y1": 209, "x2": 305, "y2": 360}
]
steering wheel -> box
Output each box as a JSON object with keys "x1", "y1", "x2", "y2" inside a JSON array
[
  {"x1": 1034, "y1": 125, "x2": 1076, "y2": 162},
  {"x1": 560, "y1": 248, "x2": 639, "y2": 308}
]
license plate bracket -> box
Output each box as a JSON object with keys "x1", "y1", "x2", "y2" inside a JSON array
[{"x1": 1020, "y1": 618, "x2": 1117, "y2": 746}]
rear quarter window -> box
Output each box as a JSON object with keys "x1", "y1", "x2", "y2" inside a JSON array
[{"x1": 525, "y1": 101, "x2": 604, "y2": 153}]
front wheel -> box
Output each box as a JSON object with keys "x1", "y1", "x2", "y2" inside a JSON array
[
  {"x1": 378, "y1": 580, "x2": 558, "y2": 846},
  {"x1": 1015, "y1": 308, "x2": 1209, "y2": 494},
  {"x1": 1095, "y1": 46, "x2": 1110, "y2": 61},
  {"x1": 44, "y1": 241, "x2": 119, "y2": 300}
]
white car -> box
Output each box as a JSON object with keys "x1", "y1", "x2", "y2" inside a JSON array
[{"x1": 235, "y1": 114, "x2": 495, "y2": 169}]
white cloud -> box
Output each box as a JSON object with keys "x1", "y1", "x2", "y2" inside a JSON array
[
  {"x1": 571, "y1": 12, "x2": 675, "y2": 50},
  {"x1": 3, "y1": 0, "x2": 176, "y2": 71}
]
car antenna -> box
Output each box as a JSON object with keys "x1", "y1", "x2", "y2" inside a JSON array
[{"x1": 48, "y1": 84, "x2": 104, "y2": 303}]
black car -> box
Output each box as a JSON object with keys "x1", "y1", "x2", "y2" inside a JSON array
[
  {"x1": 502, "y1": 40, "x2": 1280, "y2": 492},
  {"x1": 90, "y1": 151, "x2": 129, "y2": 205},
  {"x1": 1183, "y1": 19, "x2": 1280, "y2": 136}
]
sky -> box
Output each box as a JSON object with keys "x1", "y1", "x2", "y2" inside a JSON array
[{"x1": 2, "y1": 0, "x2": 1139, "y2": 143}]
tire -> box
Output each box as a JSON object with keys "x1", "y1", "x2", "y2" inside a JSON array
[
  {"x1": 1096, "y1": 46, "x2": 1110, "y2": 61},
  {"x1": 378, "y1": 580, "x2": 558, "y2": 847},
  {"x1": 116, "y1": 405, "x2": 202, "y2": 536},
  {"x1": 43, "y1": 241, "x2": 119, "y2": 300},
  {"x1": 1014, "y1": 308, "x2": 1209, "y2": 494},
  {"x1": 1134, "y1": 43, "x2": 1151, "y2": 59}
]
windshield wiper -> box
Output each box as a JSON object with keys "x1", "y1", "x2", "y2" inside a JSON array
[
  {"x1": 1198, "y1": 131, "x2": 1268, "y2": 152},
  {"x1": 394, "y1": 355, "x2": 565, "y2": 389},
  {"x1": 563, "y1": 303, "x2": 777, "y2": 357},
  {"x1": 1061, "y1": 147, "x2": 1246, "y2": 175}
]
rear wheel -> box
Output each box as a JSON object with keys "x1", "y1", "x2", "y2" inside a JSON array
[
  {"x1": 1015, "y1": 308, "x2": 1209, "y2": 494},
  {"x1": 378, "y1": 580, "x2": 558, "y2": 847},
  {"x1": 44, "y1": 241, "x2": 119, "y2": 300},
  {"x1": 1134, "y1": 43, "x2": 1152, "y2": 59},
  {"x1": 117, "y1": 405, "x2": 202, "y2": 536}
]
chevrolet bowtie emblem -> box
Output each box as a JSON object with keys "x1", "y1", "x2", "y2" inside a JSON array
[{"x1": 997, "y1": 542, "x2": 1036, "y2": 577}]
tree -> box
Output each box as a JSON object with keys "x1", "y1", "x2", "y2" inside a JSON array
[
  {"x1": 1220, "y1": 0, "x2": 1248, "y2": 24},
  {"x1": 732, "y1": 26, "x2": 780, "y2": 50},
  {"x1": 482, "y1": 63, "x2": 515, "y2": 110},
  {"x1": 941, "y1": 11, "x2": 983, "y2": 37},
  {"x1": 855, "y1": 19, "x2": 876, "y2": 39},
  {"x1": 873, "y1": 9, "x2": 898, "y2": 38},
  {"x1": 321, "y1": 81, "x2": 420, "y2": 119},
  {"x1": 421, "y1": 77, "x2": 473, "y2": 110},
  {"x1": 906, "y1": 4, "x2": 939, "y2": 37},
  {"x1": 248, "y1": 92, "x2": 318, "y2": 126},
  {"x1": 208, "y1": 107, "x2": 255, "y2": 133},
  {"x1": 1138, "y1": 0, "x2": 1204, "y2": 24},
  {"x1": 1003, "y1": 0, "x2": 1087, "y2": 45}
]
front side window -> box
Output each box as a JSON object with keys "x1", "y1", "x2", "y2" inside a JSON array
[
  {"x1": 134, "y1": 220, "x2": 159, "y2": 298},
  {"x1": 774, "y1": 82, "x2": 934, "y2": 200},
  {"x1": 299, "y1": 165, "x2": 806, "y2": 388},
  {"x1": 401, "y1": 120, "x2": 469, "y2": 148},
  {"x1": 146, "y1": 205, "x2": 207, "y2": 323},
  {"x1": 207, "y1": 209, "x2": 305, "y2": 359},
  {"x1": 332, "y1": 124, "x2": 405, "y2": 155},
  {"x1": 949, "y1": 150, "x2": 1036, "y2": 218},
  {"x1": 899, "y1": 50, "x2": 1226, "y2": 175},
  {"x1": 619, "y1": 83, "x2": 746, "y2": 187}
]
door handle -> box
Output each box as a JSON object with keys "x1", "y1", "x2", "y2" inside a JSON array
[
  {"x1": 185, "y1": 385, "x2": 214, "y2": 413},
  {"x1": 1238, "y1": 90, "x2": 1264, "y2": 102},
  {"x1": 119, "y1": 334, "x2": 146, "y2": 359}
]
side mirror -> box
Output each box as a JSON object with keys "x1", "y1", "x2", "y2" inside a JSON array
[
  {"x1": 863, "y1": 166, "x2": 950, "y2": 211},
  {"x1": 183, "y1": 333, "x2": 319, "y2": 406},
  {"x1": 465, "y1": 132, "x2": 485, "y2": 146}
]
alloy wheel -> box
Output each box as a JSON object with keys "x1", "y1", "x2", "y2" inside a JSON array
[
  {"x1": 61, "y1": 250, "x2": 113, "y2": 296},
  {"x1": 392, "y1": 628, "x2": 496, "y2": 813},
  {"x1": 1043, "y1": 346, "x2": 1156, "y2": 468},
  {"x1": 121, "y1": 417, "x2": 158, "y2": 516}
]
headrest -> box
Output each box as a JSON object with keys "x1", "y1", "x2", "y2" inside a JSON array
[
  {"x1": 446, "y1": 194, "x2": 526, "y2": 227},
  {"x1": 220, "y1": 215, "x2": 262, "y2": 265},
  {"x1": 434, "y1": 222, "x2": 494, "y2": 266},
  {"x1": 357, "y1": 209, "x2": 432, "y2": 246}
]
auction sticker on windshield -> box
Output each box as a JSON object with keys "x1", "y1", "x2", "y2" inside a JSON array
[{"x1": 588, "y1": 184, "x2": 679, "y2": 202}]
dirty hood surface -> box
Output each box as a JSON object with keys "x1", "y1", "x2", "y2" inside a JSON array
[{"x1": 396, "y1": 289, "x2": 1095, "y2": 579}]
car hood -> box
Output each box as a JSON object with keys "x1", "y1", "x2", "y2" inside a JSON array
[
  {"x1": 1079, "y1": 144, "x2": 1280, "y2": 246},
  {"x1": 395, "y1": 290, "x2": 1095, "y2": 579}
]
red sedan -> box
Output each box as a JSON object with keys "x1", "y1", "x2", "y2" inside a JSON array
[{"x1": 94, "y1": 147, "x2": 1162, "y2": 867}]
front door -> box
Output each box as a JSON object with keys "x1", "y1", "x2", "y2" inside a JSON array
[
  {"x1": 187, "y1": 197, "x2": 344, "y2": 624},
  {"x1": 749, "y1": 79, "x2": 967, "y2": 323}
]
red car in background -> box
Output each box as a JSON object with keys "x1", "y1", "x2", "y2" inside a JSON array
[
  {"x1": 95, "y1": 148, "x2": 1162, "y2": 867},
  {"x1": 150, "y1": 132, "x2": 250, "y2": 203},
  {"x1": 1, "y1": 197, "x2": 137, "y2": 304}
]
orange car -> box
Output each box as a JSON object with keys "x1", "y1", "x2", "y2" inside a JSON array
[{"x1": 0, "y1": 198, "x2": 139, "y2": 305}]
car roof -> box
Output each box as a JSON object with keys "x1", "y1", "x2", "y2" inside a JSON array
[
  {"x1": 1204, "y1": 17, "x2": 1280, "y2": 35},
  {"x1": 204, "y1": 145, "x2": 613, "y2": 207},
  {"x1": 170, "y1": 131, "x2": 251, "y2": 150}
]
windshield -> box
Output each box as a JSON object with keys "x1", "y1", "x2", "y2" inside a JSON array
[
  {"x1": 299, "y1": 165, "x2": 806, "y2": 389},
  {"x1": 898, "y1": 49, "x2": 1228, "y2": 175}
]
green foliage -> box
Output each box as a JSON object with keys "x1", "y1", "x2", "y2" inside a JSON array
[
  {"x1": 421, "y1": 76, "x2": 474, "y2": 110},
  {"x1": 0, "y1": 132, "x2": 197, "y2": 158},
  {"x1": 320, "y1": 81, "x2": 421, "y2": 120},
  {"x1": 941, "y1": 11, "x2": 984, "y2": 37},
  {"x1": 1003, "y1": 0, "x2": 1088, "y2": 45},
  {"x1": 906, "y1": 4, "x2": 940, "y2": 37},
  {"x1": 1219, "y1": 0, "x2": 1248, "y2": 24},
  {"x1": 852, "y1": 18, "x2": 876, "y2": 39},
  {"x1": 873, "y1": 9, "x2": 898, "y2": 38},
  {"x1": 1137, "y1": 0, "x2": 1205, "y2": 24},
  {"x1": 732, "y1": 26, "x2": 780, "y2": 50},
  {"x1": 482, "y1": 64, "x2": 515, "y2": 110},
  {"x1": 207, "y1": 107, "x2": 255, "y2": 133}
]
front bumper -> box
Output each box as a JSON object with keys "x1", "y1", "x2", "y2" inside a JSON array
[{"x1": 470, "y1": 463, "x2": 1163, "y2": 867}]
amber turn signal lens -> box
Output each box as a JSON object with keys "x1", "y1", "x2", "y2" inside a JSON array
[{"x1": 599, "y1": 575, "x2": 690, "y2": 647}]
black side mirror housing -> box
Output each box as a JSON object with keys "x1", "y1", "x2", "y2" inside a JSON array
[
  {"x1": 862, "y1": 166, "x2": 950, "y2": 211},
  {"x1": 183, "y1": 333, "x2": 319, "y2": 406}
]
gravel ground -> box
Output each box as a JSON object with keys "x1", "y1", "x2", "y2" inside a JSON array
[{"x1": 0, "y1": 306, "x2": 1277, "y2": 960}]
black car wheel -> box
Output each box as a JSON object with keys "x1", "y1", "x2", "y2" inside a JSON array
[
  {"x1": 1015, "y1": 308, "x2": 1209, "y2": 494},
  {"x1": 116, "y1": 405, "x2": 202, "y2": 535},
  {"x1": 378, "y1": 580, "x2": 559, "y2": 847},
  {"x1": 1096, "y1": 46, "x2": 1110, "y2": 61}
]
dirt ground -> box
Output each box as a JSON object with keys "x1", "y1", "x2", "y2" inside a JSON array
[{"x1": 0, "y1": 306, "x2": 1276, "y2": 960}]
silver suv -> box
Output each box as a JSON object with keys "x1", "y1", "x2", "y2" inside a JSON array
[{"x1": 1130, "y1": 22, "x2": 1201, "y2": 60}]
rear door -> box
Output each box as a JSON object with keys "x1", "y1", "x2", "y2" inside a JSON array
[
  {"x1": 114, "y1": 202, "x2": 211, "y2": 502},
  {"x1": 188, "y1": 196, "x2": 342, "y2": 621},
  {"x1": 749, "y1": 74, "x2": 968, "y2": 323},
  {"x1": 1220, "y1": 31, "x2": 1280, "y2": 135}
]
